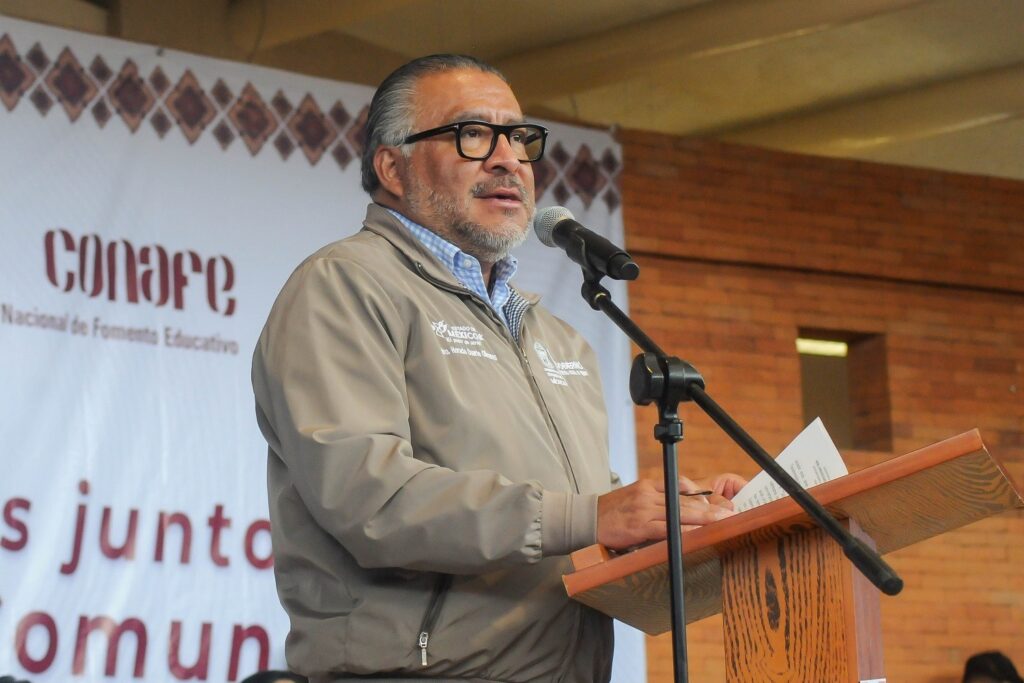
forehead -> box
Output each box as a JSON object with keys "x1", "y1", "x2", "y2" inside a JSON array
[{"x1": 412, "y1": 69, "x2": 524, "y2": 127}]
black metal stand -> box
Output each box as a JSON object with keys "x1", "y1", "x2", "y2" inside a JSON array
[{"x1": 579, "y1": 271, "x2": 903, "y2": 683}]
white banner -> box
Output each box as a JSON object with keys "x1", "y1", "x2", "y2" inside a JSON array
[{"x1": 0, "y1": 16, "x2": 641, "y2": 682}]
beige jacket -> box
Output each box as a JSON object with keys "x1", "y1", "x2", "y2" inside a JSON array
[{"x1": 252, "y1": 204, "x2": 616, "y2": 682}]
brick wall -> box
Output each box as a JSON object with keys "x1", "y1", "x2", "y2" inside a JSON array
[{"x1": 617, "y1": 131, "x2": 1024, "y2": 682}]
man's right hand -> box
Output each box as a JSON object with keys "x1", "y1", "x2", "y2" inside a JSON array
[{"x1": 596, "y1": 477, "x2": 736, "y2": 551}]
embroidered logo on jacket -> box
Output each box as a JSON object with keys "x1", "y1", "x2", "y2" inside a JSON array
[
  {"x1": 533, "y1": 341, "x2": 589, "y2": 386},
  {"x1": 431, "y1": 320, "x2": 497, "y2": 361}
]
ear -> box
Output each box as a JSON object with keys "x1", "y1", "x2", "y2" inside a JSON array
[{"x1": 374, "y1": 146, "x2": 405, "y2": 199}]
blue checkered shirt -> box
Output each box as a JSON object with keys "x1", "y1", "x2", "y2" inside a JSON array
[{"x1": 387, "y1": 208, "x2": 528, "y2": 335}]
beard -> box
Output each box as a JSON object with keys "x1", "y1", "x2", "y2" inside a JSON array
[{"x1": 404, "y1": 172, "x2": 534, "y2": 265}]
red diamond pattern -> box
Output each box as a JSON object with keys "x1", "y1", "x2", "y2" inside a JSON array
[
  {"x1": 603, "y1": 188, "x2": 620, "y2": 213},
  {"x1": 89, "y1": 55, "x2": 112, "y2": 84},
  {"x1": 166, "y1": 69, "x2": 215, "y2": 144},
  {"x1": 329, "y1": 100, "x2": 350, "y2": 130},
  {"x1": 345, "y1": 105, "x2": 369, "y2": 157},
  {"x1": 288, "y1": 94, "x2": 337, "y2": 165},
  {"x1": 532, "y1": 156, "x2": 557, "y2": 201},
  {"x1": 564, "y1": 144, "x2": 606, "y2": 210},
  {"x1": 600, "y1": 148, "x2": 620, "y2": 176},
  {"x1": 228, "y1": 82, "x2": 277, "y2": 155},
  {"x1": 149, "y1": 66, "x2": 170, "y2": 96},
  {"x1": 211, "y1": 79, "x2": 232, "y2": 108},
  {"x1": 108, "y1": 59, "x2": 155, "y2": 132},
  {"x1": 92, "y1": 98, "x2": 111, "y2": 128},
  {"x1": 274, "y1": 132, "x2": 294, "y2": 160},
  {"x1": 44, "y1": 47, "x2": 98, "y2": 122},
  {"x1": 150, "y1": 108, "x2": 172, "y2": 138},
  {"x1": 0, "y1": 39, "x2": 625, "y2": 202},
  {"x1": 331, "y1": 141, "x2": 353, "y2": 170},
  {"x1": 271, "y1": 90, "x2": 292, "y2": 119},
  {"x1": 212, "y1": 119, "x2": 235, "y2": 150},
  {"x1": 0, "y1": 35, "x2": 35, "y2": 112},
  {"x1": 26, "y1": 42, "x2": 49, "y2": 72},
  {"x1": 30, "y1": 85, "x2": 52, "y2": 115},
  {"x1": 552, "y1": 181, "x2": 570, "y2": 206},
  {"x1": 549, "y1": 142, "x2": 570, "y2": 168}
]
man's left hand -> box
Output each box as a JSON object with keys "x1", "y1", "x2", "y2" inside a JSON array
[{"x1": 693, "y1": 472, "x2": 748, "y2": 502}]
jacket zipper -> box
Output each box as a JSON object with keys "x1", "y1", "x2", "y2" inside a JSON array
[
  {"x1": 413, "y1": 261, "x2": 581, "y2": 493},
  {"x1": 512, "y1": 329, "x2": 581, "y2": 493},
  {"x1": 416, "y1": 573, "x2": 452, "y2": 666}
]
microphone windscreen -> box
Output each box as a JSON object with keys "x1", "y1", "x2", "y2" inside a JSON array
[{"x1": 533, "y1": 206, "x2": 575, "y2": 247}]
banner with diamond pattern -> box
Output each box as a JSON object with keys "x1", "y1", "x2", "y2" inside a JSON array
[{"x1": 0, "y1": 15, "x2": 641, "y2": 683}]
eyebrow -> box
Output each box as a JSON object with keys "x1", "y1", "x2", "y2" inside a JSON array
[{"x1": 449, "y1": 110, "x2": 528, "y2": 126}]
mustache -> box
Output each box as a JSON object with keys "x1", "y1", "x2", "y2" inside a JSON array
[{"x1": 471, "y1": 178, "x2": 529, "y2": 202}]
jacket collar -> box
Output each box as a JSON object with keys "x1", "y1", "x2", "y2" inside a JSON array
[{"x1": 360, "y1": 203, "x2": 541, "y2": 305}]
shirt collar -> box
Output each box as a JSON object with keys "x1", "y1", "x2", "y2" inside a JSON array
[{"x1": 384, "y1": 208, "x2": 519, "y2": 292}]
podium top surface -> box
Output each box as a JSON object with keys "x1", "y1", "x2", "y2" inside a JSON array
[{"x1": 564, "y1": 429, "x2": 1023, "y2": 634}]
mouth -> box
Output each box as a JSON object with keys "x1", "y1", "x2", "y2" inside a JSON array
[{"x1": 475, "y1": 185, "x2": 524, "y2": 207}]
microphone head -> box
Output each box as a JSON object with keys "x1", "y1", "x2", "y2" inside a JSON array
[{"x1": 533, "y1": 206, "x2": 574, "y2": 248}]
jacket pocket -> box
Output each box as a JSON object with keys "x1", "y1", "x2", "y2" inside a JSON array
[{"x1": 416, "y1": 573, "x2": 453, "y2": 667}]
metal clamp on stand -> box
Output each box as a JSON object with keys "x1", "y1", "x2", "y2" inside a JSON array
[{"x1": 629, "y1": 351, "x2": 705, "y2": 683}]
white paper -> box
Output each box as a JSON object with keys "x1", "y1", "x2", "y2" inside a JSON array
[{"x1": 731, "y1": 417, "x2": 848, "y2": 512}]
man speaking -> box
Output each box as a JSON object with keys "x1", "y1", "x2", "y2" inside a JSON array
[{"x1": 252, "y1": 54, "x2": 744, "y2": 682}]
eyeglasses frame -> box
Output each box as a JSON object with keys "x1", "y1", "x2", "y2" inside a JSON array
[{"x1": 401, "y1": 119, "x2": 549, "y2": 162}]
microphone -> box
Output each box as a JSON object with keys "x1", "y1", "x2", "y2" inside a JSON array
[{"x1": 533, "y1": 206, "x2": 639, "y2": 280}]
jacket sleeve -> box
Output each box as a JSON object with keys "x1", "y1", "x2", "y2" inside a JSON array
[{"x1": 253, "y1": 255, "x2": 597, "y2": 574}]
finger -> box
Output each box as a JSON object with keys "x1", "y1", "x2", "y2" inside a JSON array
[
  {"x1": 679, "y1": 502, "x2": 734, "y2": 525},
  {"x1": 679, "y1": 475, "x2": 700, "y2": 492},
  {"x1": 707, "y1": 493, "x2": 734, "y2": 510},
  {"x1": 652, "y1": 476, "x2": 705, "y2": 494},
  {"x1": 722, "y1": 474, "x2": 750, "y2": 499}
]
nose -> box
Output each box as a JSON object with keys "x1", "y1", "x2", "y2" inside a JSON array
[{"x1": 483, "y1": 132, "x2": 522, "y2": 174}]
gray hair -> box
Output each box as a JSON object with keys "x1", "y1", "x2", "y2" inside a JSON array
[{"x1": 360, "y1": 54, "x2": 508, "y2": 195}]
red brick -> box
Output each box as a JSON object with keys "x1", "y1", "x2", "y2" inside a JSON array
[{"x1": 619, "y1": 131, "x2": 1024, "y2": 682}]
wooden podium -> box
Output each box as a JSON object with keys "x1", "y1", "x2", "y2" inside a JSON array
[{"x1": 564, "y1": 430, "x2": 1024, "y2": 682}]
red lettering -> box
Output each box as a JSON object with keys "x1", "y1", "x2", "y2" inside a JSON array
[
  {"x1": 172, "y1": 251, "x2": 203, "y2": 311},
  {"x1": 100, "y1": 506, "x2": 138, "y2": 560},
  {"x1": 44, "y1": 229, "x2": 237, "y2": 315},
  {"x1": 206, "y1": 255, "x2": 236, "y2": 317},
  {"x1": 244, "y1": 519, "x2": 273, "y2": 570},
  {"x1": 227, "y1": 625, "x2": 269, "y2": 682},
  {"x1": 44, "y1": 228, "x2": 76, "y2": 292},
  {"x1": 107, "y1": 239, "x2": 140, "y2": 303},
  {"x1": 140, "y1": 244, "x2": 171, "y2": 307},
  {"x1": 73, "y1": 615, "x2": 147, "y2": 678},
  {"x1": 208, "y1": 504, "x2": 231, "y2": 567},
  {"x1": 78, "y1": 233, "x2": 104, "y2": 298},
  {"x1": 168, "y1": 621, "x2": 211, "y2": 680},
  {"x1": 60, "y1": 483, "x2": 89, "y2": 575},
  {"x1": 16, "y1": 611, "x2": 58, "y2": 674},
  {"x1": 1, "y1": 497, "x2": 30, "y2": 551},
  {"x1": 155, "y1": 511, "x2": 192, "y2": 564}
]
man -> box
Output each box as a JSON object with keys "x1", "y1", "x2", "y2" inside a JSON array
[{"x1": 252, "y1": 54, "x2": 744, "y2": 682}]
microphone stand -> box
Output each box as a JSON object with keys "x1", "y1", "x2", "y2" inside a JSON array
[{"x1": 577, "y1": 266, "x2": 903, "y2": 683}]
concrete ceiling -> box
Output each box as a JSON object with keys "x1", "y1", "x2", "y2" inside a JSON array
[{"x1": 4, "y1": 0, "x2": 1023, "y2": 181}]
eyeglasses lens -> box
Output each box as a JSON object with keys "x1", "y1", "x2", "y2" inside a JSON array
[{"x1": 457, "y1": 124, "x2": 544, "y2": 162}]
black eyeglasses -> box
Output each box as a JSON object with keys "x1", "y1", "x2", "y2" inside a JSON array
[{"x1": 402, "y1": 120, "x2": 548, "y2": 162}]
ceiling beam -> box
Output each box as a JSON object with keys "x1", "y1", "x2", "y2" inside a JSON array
[
  {"x1": 253, "y1": 31, "x2": 409, "y2": 87},
  {"x1": 111, "y1": 0, "x2": 238, "y2": 59},
  {"x1": 497, "y1": 0, "x2": 928, "y2": 105},
  {"x1": 717, "y1": 62, "x2": 1024, "y2": 154},
  {"x1": 0, "y1": 0, "x2": 108, "y2": 35},
  {"x1": 227, "y1": 0, "x2": 418, "y2": 52}
]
